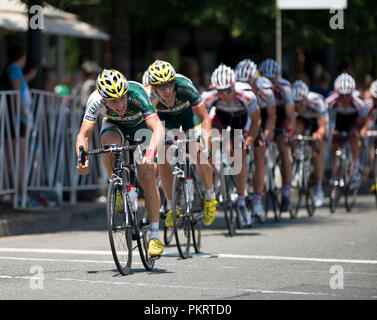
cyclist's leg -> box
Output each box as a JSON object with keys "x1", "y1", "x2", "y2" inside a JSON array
[
  {"x1": 275, "y1": 116, "x2": 292, "y2": 211},
  {"x1": 183, "y1": 111, "x2": 217, "y2": 226},
  {"x1": 253, "y1": 138, "x2": 266, "y2": 216}
]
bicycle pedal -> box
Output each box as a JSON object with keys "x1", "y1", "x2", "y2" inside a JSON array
[{"x1": 150, "y1": 255, "x2": 161, "y2": 261}]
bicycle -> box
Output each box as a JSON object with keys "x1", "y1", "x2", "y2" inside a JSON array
[
  {"x1": 289, "y1": 133, "x2": 317, "y2": 218},
  {"x1": 79, "y1": 140, "x2": 157, "y2": 275},
  {"x1": 166, "y1": 135, "x2": 204, "y2": 259},
  {"x1": 212, "y1": 132, "x2": 248, "y2": 236},
  {"x1": 329, "y1": 131, "x2": 361, "y2": 213},
  {"x1": 263, "y1": 140, "x2": 281, "y2": 221},
  {"x1": 367, "y1": 130, "x2": 377, "y2": 207}
]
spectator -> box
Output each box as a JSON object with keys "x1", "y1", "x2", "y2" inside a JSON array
[
  {"x1": 71, "y1": 60, "x2": 101, "y2": 108},
  {"x1": 1, "y1": 45, "x2": 36, "y2": 206}
]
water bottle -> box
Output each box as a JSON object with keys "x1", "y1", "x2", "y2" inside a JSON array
[
  {"x1": 186, "y1": 177, "x2": 194, "y2": 203},
  {"x1": 127, "y1": 184, "x2": 138, "y2": 211}
]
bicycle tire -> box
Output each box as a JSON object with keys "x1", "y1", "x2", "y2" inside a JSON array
[
  {"x1": 306, "y1": 187, "x2": 316, "y2": 217},
  {"x1": 192, "y1": 211, "x2": 202, "y2": 253},
  {"x1": 290, "y1": 161, "x2": 303, "y2": 219},
  {"x1": 345, "y1": 185, "x2": 359, "y2": 212},
  {"x1": 172, "y1": 174, "x2": 191, "y2": 259},
  {"x1": 106, "y1": 179, "x2": 132, "y2": 276},
  {"x1": 135, "y1": 205, "x2": 155, "y2": 271},
  {"x1": 220, "y1": 167, "x2": 237, "y2": 236},
  {"x1": 191, "y1": 171, "x2": 203, "y2": 254},
  {"x1": 374, "y1": 151, "x2": 377, "y2": 208}
]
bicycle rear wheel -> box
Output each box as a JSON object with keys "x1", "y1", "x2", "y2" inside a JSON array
[
  {"x1": 345, "y1": 185, "x2": 358, "y2": 212},
  {"x1": 107, "y1": 179, "x2": 132, "y2": 276},
  {"x1": 135, "y1": 205, "x2": 155, "y2": 271},
  {"x1": 192, "y1": 211, "x2": 202, "y2": 253},
  {"x1": 172, "y1": 175, "x2": 191, "y2": 259}
]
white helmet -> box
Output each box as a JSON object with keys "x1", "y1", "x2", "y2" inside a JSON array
[
  {"x1": 369, "y1": 80, "x2": 377, "y2": 98},
  {"x1": 235, "y1": 59, "x2": 259, "y2": 83},
  {"x1": 211, "y1": 64, "x2": 235, "y2": 90},
  {"x1": 96, "y1": 69, "x2": 128, "y2": 99},
  {"x1": 292, "y1": 80, "x2": 309, "y2": 102},
  {"x1": 334, "y1": 73, "x2": 355, "y2": 94},
  {"x1": 258, "y1": 59, "x2": 281, "y2": 79}
]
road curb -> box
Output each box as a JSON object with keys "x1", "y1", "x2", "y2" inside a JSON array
[{"x1": 0, "y1": 202, "x2": 106, "y2": 237}]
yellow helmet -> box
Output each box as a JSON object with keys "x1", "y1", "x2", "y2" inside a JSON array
[
  {"x1": 96, "y1": 69, "x2": 128, "y2": 99},
  {"x1": 147, "y1": 60, "x2": 176, "y2": 85}
]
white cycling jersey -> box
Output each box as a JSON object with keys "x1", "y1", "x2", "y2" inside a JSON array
[
  {"x1": 201, "y1": 86, "x2": 259, "y2": 115},
  {"x1": 235, "y1": 77, "x2": 275, "y2": 109}
]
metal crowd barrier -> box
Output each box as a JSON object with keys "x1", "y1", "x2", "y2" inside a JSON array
[
  {"x1": 0, "y1": 91, "x2": 20, "y2": 207},
  {"x1": 18, "y1": 89, "x2": 107, "y2": 208}
]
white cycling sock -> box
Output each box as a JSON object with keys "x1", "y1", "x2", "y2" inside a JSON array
[
  {"x1": 166, "y1": 199, "x2": 172, "y2": 210},
  {"x1": 204, "y1": 187, "x2": 215, "y2": 201},
  {"x1": 150, "y1": 222, "x2": 160, "y2": 240}
]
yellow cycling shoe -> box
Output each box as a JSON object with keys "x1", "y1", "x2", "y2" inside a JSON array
[
  {"x1": 114, "y1": 192, "x2": 122, "y2": 214},
  {"x1": 164, "y1": 209, "x2": 181, "y2": 228},
  {"x1": 370, "y1": 183, "x2": 377, "y2": 193},
  {"x1": 203, "y1": 198, "x2": 217, "y2": 226},
  {"x1": 148, "y1": 238, "x2": 164, "y2": 256}
]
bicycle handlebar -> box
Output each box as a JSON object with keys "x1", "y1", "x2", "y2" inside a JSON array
[{"x1": 79, "y1": 142, "x2": 142, "y2": 162}]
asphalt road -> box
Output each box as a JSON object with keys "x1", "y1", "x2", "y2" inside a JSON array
[{"x1": 0, "y1": 195, "x2": 376, "y2": 302}]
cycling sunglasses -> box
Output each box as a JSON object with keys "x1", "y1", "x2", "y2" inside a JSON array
[{"x1": 155, "y1": 81, "x2": 175, "y2": 90}]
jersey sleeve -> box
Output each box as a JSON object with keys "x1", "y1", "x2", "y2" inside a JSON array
[
  {"x1": 176, "y1": 75, "x2": 203, "y2": 108},
  {"x1": 264, "y1": 89, "x2": 276, "y2": 108},
  {"x1": 82, "y1": 91, "x2": 105, "y2": 125},
  {"x1": 242, "y1": 90, "x2": 259, "y2": 114},
  {"x1": 130, "y1": 82, "x2": 157, "y2": 121},
  {"x1": 282, "y1": 84, "x2": 294, "y2": 104}
]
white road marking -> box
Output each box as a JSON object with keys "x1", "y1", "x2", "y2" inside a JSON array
[
  {"x1": 0, "y1": 247, "x2": 377, "y2": 265},
  {"x1": 0, "y1": 274, "x2": 332, "y2": 297}
]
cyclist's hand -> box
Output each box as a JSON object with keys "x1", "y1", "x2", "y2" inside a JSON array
[
  {"x1": 245, "y1": 136, "x2": 253, "y2": 149},
  {"x1": 77, "y1": 158, "x2": 89, "y2": 175},
  {"x1": 139, "y1": 149, "x2": 155, "y2": 165},
  {"x1": 312, "y1": 131, "x2": 322, "y2": 141}
]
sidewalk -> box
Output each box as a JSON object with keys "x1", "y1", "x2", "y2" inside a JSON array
[{"x1": 0, "y1": 200, "x2": 106, "y2": 237}]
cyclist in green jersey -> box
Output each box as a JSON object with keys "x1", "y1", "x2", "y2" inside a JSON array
[
  {"x1": 147, "y1": 60, "x2": 217, "y2": 227},
  {"x1": 76, "y1": 69, "x2": 165, "y2": 257}
]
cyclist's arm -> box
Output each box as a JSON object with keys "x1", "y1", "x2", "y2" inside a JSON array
[
  {"x1": 264, "y1": 105, "x2": 276, "y2": 142},
  {"x1": 359, "y1": 116, "x2": 369, "y2": 139},
  {"x1": 144, "y1": 114, "x2": 165, "y2": 164},
  {"x1": 246, "y1": 108, "x2": 261, "y2": 147},
  {"x1": 314, "y1": 114, "x2": 327, "y2": 139},
  {"x1": 285, "y1": 102, "x2": 296, "y2": 137},
  {"x1": 75, "y1": 121, "x2": 95, "y2": 175},
  {"x1": 192, "y1": 100, "x2": 212, "y2": 151}
]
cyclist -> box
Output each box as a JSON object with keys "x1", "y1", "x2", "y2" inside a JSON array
[
  {"x1": 147, "y1": 60, "x2": 217, "y2": 228},
  {"x1": 326, "y1": 73, "x2": 368, "y2": 187},
  {"x1": 75, "y1": 69, "x2": 165, "y2": 257},
  {"x1": 202, "y1": 64, "x2": 261, "y2": 227},
  {"x1": 364, "y1": 79, "x2": 377, "y2": 192},
  {"x1": 291, "y1": 80, "x2": 329, "y2": 207},
  {"x1": 258, "y1": 59, "x2": 295, "y2": 212},
  {"x1": 235, "y1": 59, "x2": 276, "y2": 221}
]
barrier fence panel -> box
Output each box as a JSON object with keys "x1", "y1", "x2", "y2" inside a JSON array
[
  {"x1": 0, "y1": 91, "x2": 20, "y2": 207},
  {"x1": 19, "y1": 89, "x2": 107, "y2": 208}
]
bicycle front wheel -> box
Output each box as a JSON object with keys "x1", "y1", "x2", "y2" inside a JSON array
[
  {"x1": 107, "y1": 179, "x2": 132, "y2": 276},
  {"x1": 290, "y1": 161, "x2": 303, "y2": 219},
  {"x1": 220, "y1": 169, "x2": 237, "y2": 236},
  {"x1": 135, "y1": 205, "x2": 155, "y2": 271},
  {"x1": 330, "y1": 158, "x2": 343, "y2": 214},
  {"x1": 172, "y1": 175, "x2": 191, "y2": 259}
]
